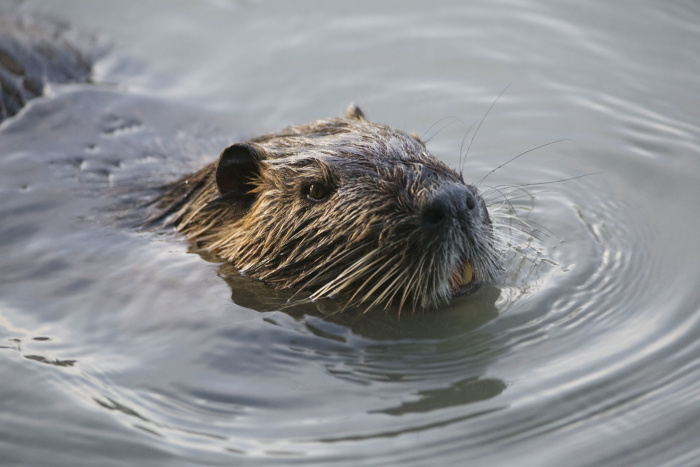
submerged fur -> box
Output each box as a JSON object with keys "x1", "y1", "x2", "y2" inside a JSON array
[{"x1": 155, "y1": 105, "x2": 501, "y2": 311}]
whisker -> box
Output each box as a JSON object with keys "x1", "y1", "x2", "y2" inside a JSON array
[
  {"x1": 461, "y1": 83, "x2": 511, "y2": 174},
  {"x1": 475, "y1": 139, "x2": 574, "y2": 187},
  {"x1": 422, "y1": 116, "x2": 467, "y2": 143},
  {"x1": 458, "y1": 121, "x2": 477, "y2": 174},
  {"x1": 497, "y1": 172, "x2": 603, "y2": 189}
]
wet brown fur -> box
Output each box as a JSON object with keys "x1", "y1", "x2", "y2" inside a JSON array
[{"x1": 155, "y1": 104, "x2": 501, "y2": 311}]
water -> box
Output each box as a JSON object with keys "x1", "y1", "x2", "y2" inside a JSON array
[{"x1": 2, "y1": 0, "x2": 700, "y2": 465}]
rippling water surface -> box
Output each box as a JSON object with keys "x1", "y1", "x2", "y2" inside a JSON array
[{"x1": 2, "y1": 0, "x2": 700, "y2": 465}]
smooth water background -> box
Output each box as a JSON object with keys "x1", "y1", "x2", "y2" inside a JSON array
[{"x1": 2, "y1": 0, "x2": 700, "y2": 465}]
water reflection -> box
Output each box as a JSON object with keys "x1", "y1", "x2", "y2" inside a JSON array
[
  {"x1": 377, "y1": 376, "x2": 506, "y2": 415},
  {"x1": 216, "y1": 258, "x2": 507, "y2": 410}
]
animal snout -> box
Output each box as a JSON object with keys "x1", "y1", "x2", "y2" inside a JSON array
[{"x1": 420, "y1": 186, "x2": 480, "y2": 229}]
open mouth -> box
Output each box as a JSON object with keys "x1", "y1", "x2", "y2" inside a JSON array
[{"x1": 449, "y1": 261, "x2": 481, "y2": 295}]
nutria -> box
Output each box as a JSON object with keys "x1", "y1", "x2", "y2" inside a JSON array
[
  {"x1": 155, "y1": 104, "x2": 502, "y2": 311},
  {"x1": 1, "y1": 13, "x2": 502, "y2": 311}
]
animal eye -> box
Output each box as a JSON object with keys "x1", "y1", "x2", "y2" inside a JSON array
[{"x1": 305, "y1": 182, "x2": 331, "y2": 201}]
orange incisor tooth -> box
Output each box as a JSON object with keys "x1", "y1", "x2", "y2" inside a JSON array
[{"x1": 462, "y1": 263, "x2": 474, "y2": 283}]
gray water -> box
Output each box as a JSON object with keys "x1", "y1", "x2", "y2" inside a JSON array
[{"x1": 2, "y1": 0, "x2": 700, "y2": 466}]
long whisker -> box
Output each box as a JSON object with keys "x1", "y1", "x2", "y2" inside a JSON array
[
  {"x1": 475, "y1": 139, "x2": 574, "y2": 187},
  {"x1": 422, "y1": 116, "x2": 467, "y2": 143},
  {"x1": 497, "y1": 172, "x2": 603, "y2": 189},
  {"x1": 458, "y1": 122, "x2": 476, "y2": 174},
  {"x1": 460, "y1": 83, "x2": 511, "y2": 174}
]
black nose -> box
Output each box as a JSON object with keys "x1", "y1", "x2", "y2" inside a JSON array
[{"x1": 421, "y1": 186, "x2": 480, "y2": 229}]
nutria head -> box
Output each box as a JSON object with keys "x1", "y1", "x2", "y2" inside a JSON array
[{"x1": 161, "y1": 104, "x2": 501, "y2": 311}]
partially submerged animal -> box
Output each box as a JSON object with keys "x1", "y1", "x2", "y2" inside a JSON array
[
  {"x1": 0, "y1": 12, "x2": 502, "y2": 312},
  {"x1": 155, "y1": 104, "x2": 502, "y2": 311}
]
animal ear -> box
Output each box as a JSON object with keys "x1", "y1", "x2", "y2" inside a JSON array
[
  {"x1": 215, "y1": 143, "x2": 265, "y2": 211},
  {"x1": 345, "y1": 102, "x2": 366, "y2": 121}
]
